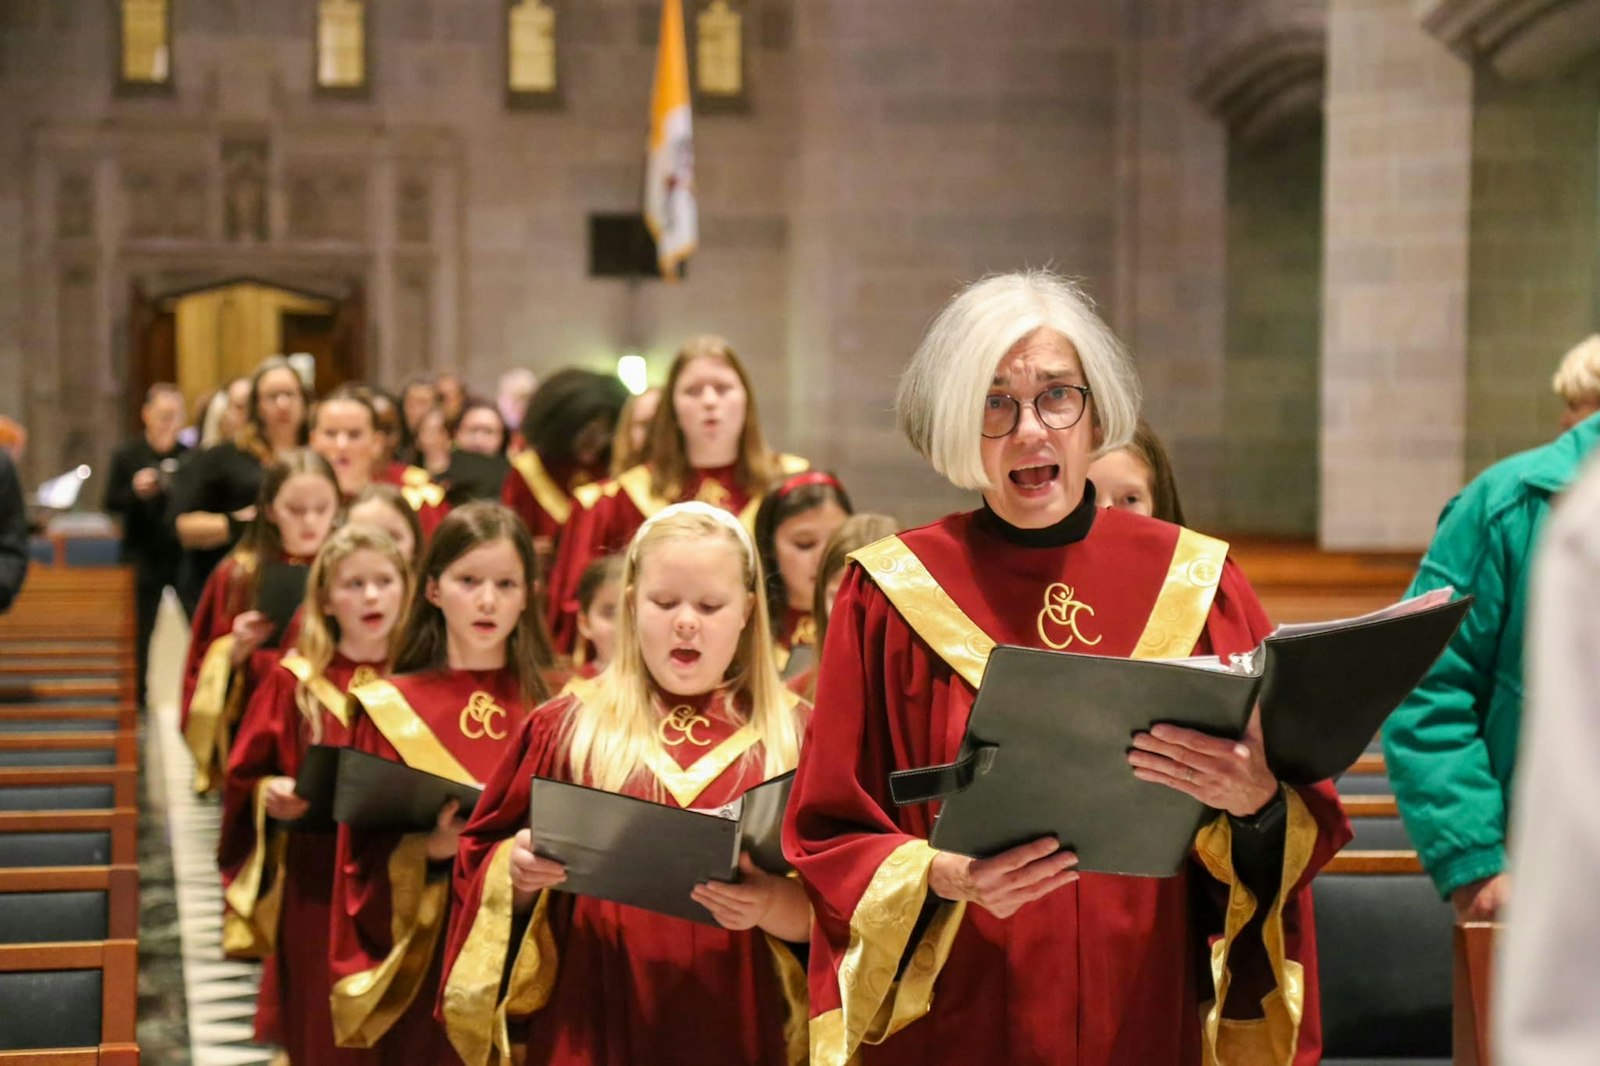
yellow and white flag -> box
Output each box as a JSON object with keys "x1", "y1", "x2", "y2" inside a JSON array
[{"x1": 644, "y1": 0, "x2": 697, "y2": 279}]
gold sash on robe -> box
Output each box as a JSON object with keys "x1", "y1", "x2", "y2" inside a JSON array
[{"x1": 510, "y1": 450, "x2": 573, "y2": 526}]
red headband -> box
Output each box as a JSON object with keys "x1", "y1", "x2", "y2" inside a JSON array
[{"x1": 775, "y1": 470, "x2": 844, "y2": 499}]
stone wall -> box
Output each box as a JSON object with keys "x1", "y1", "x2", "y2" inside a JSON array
[{"x1": 1464, "y1": 64, "x2": 1600, "y2": 474}]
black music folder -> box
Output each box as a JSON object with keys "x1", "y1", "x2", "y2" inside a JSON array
[
  {"x1": 888, "y1": 590, "x2": 1471, "y2": 878},
  {"x1": 288, "y1": 743, "x2": 342, "y2": 832},
  {"x1": 528, "y1": 771, "x2": 794, "y2": 925},
  {"x1": 256, "y1": 561, "x2": 309, "y2": 638},
  {"x1": 331, "y1": 747, "x2": 483, "y2": 833},
  {"x1": 441, "y1": 451, "x2": 510, "y2": 506}
]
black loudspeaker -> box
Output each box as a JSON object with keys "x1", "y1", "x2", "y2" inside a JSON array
[{"x1": 588, "y1": 213, "x2": 669, "y2": 278}]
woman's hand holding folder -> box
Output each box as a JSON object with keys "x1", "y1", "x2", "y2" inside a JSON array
[
  {"x1": 509, "y1": 828, "x2": 568, "y2": 913},
  {"x1": 264, "y1": 776, "x2": 310, "y2": 821},
  {"x1": 1127, "y1": 706, "x2": 1279, "y2": 818},
  {"x1": 691, "y1": 853, "x2": 811, "y2": 942},
  {"x1": 928, "y1": 837, "x2": 1081, "y2": 919}
]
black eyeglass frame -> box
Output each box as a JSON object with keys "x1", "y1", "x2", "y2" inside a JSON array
[{"x1": 980, "y1": 384, "x2": 1093, "y2": 439}]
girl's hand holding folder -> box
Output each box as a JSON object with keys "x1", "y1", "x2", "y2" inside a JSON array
[
  {"x1": 510, "y1": 827, "x2": 568, "y2": 912},
  {"x1": 691, "y1": 853, "x2": 810, "y2": 941}
]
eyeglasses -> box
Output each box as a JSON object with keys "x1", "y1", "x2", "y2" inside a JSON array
[{"x1": 981, "y1": 384, "x2": 1092, "y2": 439}]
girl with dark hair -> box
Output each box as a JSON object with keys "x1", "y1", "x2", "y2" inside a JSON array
[
  {"x1": 790, "y1": 511, "x2": 900, "y2": 700},
  {"x1": 545, "y1": 336, "x2": 809, "y2": 654},
  {"x1": 501, "y1": 368, "x2": 629, "y2": 568},
  {"x1": 328, "y1": 502, "x2": 558, "y2": 1064},
  {"x1": 180, "y1": 448, "x2": 340, "y2": 793},
  {"x1": 752, "y1": 470, "x2": 852, "y2": 672},
  {"x1": 1087, "y1": 420, "x2": 1188, "y2": 526},
  {"x1": 451, "y1": 398, "x2": 510, "y2": 457},
  {"x1": 220, "y1": 525, "x2": 410, "y2": 1066}
]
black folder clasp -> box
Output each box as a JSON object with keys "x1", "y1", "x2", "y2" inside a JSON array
[{"x1": 888, "y1": 743, "x2": 998, "y2": 806}]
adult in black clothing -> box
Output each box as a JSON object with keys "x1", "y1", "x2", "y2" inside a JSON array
[
  {"x1": 168, "y1": 358, "x2": 310, "y2": 612},
  {"x1": 0, "y1": 448, "x2": 27, "y2": 614},
  {"x1": 105, "y1": 384, "x2": 187, "y2": 705}
]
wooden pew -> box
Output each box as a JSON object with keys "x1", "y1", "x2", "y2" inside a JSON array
[
  {"x1": 0, "y1": 704, "x2": 138, "y2": 733},
  {"x1": 1453, "y1": 921, "x2": 1499, "y2": 1066},
  {"x1": 0, "y1": 939, "x2": 139, "y2": 1064},
  {"x1": 0, "y1": 767, "x2": 138, "y2": 812},
  {"x1": 0, "y1": 809, "x2": 138, "y2": 869},
  {"x1": 0, "y1": 865, "x2": 139, "y2": 944},
  {"x1": 0, "y1": 733, "x2": 137, "y2": 770}
]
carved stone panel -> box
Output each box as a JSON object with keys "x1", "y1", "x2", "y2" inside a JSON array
[
  {"x1": 286, "y1": 166, "x2": 368, "y2": 242},
  {"x1": 122, "y1": 166, "x2": 209, "y2": 240},
  {"x1": 393, "y1": 261, "x2": 433, "y2": 374},
  {"x1": 56, "y1": 172, "x2": 94, "y2": 241},
  {"x1": 398, "y1": 176, "x2": 432, "y2": 244},
  {"x1": 222, "y1": 138, "x2": 269, "y2": 243}
]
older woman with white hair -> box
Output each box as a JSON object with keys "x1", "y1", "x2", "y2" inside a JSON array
[
  {"x1": 784, "y1": 271, "x2": 1349, "y2": 1066},
  {"x1": 1552, "y1": 333, "x2": 1600, "y2": 431}
]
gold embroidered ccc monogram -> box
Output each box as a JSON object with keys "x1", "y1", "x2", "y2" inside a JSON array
[
  {"x1": 349, "y1": 665, "x2": 380, "y2": 691},
  {"x1": 1036, "y1": 582, "x2": 1102, "y2": 650},
  {"x1": 658, "y1": 704, "x2": 713, "y2": 747},
  {"x1": 695, "y1": 479, "x2": 732, "y2": 507},
  {"x1": 458, "y1": 691, "x2": 509, "y2": 741}
]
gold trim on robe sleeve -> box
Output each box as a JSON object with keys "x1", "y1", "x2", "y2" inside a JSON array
[
  {"x1": 811, "y1": 839, "x2": 968, "y2": 1066},
  {"x1": 510, "y1": 451, "x2": 574, "y2": 526},
  {"x1": 765, "y1": 931, "x2": 811, "y2": 1066},
  {"x1": 1192, "y1": 787, "x2": 1318, "y2": 1066},
  {"x1": 221, "y1": 776, "x2": 287, "y2": 959},
  {"x1": 849, "y1": 536, "x2": 992, "y2": 690},
  {"x1": 1131, "y1": 527, "x2": 1231, "y2": 661},
  {"x1": 330, "y1": 833, "x2": 452, "y2": 1048},
  {"x1": 184, "y1": 635, "x2": 240, "y2": 794},
  {"x1": 442, "y1": 839, "x2": 560, "y2": 1066},
  {"x1": 353, "y1": 679, "x2": 479, "y2": 786}
]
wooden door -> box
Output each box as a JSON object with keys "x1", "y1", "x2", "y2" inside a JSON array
[
  {"x1": 280, "y1": 283, "x2": 366, "y2": 394},
  {"x1": 127, "y1": 282, "x2": 176, "y2": 434}
]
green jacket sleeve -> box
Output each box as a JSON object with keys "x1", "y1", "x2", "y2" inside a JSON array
[{"x1": 1382, "y1": 489, "x2": 1510, "y2": 899}]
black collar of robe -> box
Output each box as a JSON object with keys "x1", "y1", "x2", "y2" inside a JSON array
[{"x1": 976, "y1": 481, "x2": 1099, "y2": 549}]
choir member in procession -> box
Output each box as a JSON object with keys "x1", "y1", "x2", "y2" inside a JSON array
[
  {"x1": 219, "y1": 525, "x2": 411, "y2": 1065},
  {"x1": 397, "y1": 377, "x2": 442, "y2": 467},
  {"x1": 609, "y1": 386, "x2": 662, "y2": 476},
  {"x1": 501, "y1": 368, "x2": 629, "y2": 572},
  {"x1": 788, "y1": 512, "x2": 899, "y2": 701},
  {"x1": 328, "y1": 502, "x2": 558, "y2": 1064},
  {"x1": 545, "y1": 336, "x2": 809, "y2": 653},
  {"x1": 452, "y1": 398, "x2": 511, "y2": 457},
  {"x1": 441, "y1": 502, "x2": 811, "y2": 1066},
  {"x1": 435, "y1": 371, "x2": 467, "y2": 423},
  {"x1": 495, "y1": 367, "x2": 539, "y2": 452},
  {"x1": 569, "y1": 554, "x2": 623, "y2": 678},
  {"x1": 415, "y1": 406, "x2": 455, "y2": 478},
  {"x1": 1087, "y1": 419, "x2": 1187, "y2": 525},
  {"x1": 181, "y1": 449, "x2": 341, "y2": 793},
  {"x1": 752, "y1": 471, "x2": 852, "y2": 674},
  {"x1": 311, "y1": 386, "x2": 387, "y2": 501},
  {"x1": 782, "y1": 271, "x2": 1350, "y2": 1066},
  {"x1": 347, "y1": 483, "x2": 424, "y2": 569},
  {"x1": 170, "y1": 358, "x2": 312, "y2": 613}
]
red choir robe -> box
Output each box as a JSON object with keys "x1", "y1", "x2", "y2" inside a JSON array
[
  {"x1": 181, "y1": 551, "x2": 303, "y2": 794},
  {"x1": 545, "y1": 456, "x2": 810, "y2": 653},
  {"x1": 378, "y1": 460, "x2": 449, "y2": 540},
  {"x1": 773, "y1": 606, "x2": 817, "y2": 674},
  {"x1": 439, "y1": 681, "x2": 810, "y2": 1066},
  {"x1": 220, "y1": 652, "x2": 384, "y2": 1063},
  {"x1": 499, "y1": 449, "x2": 601, "y2": 558},
  {"x1": 783, "y1": 504, "x2": 1352, "y2": 1066},
  {"x1": 329, "y1": 667, "x2": 530, "y2": 1065}
]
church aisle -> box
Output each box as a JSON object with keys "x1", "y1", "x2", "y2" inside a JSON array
[{"x1": 145, "y1": 593, "x2": 277, "y2": 1066}]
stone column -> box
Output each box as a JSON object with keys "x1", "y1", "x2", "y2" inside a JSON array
[{"x1": 1320, "y1": 0, "x2": 1473, "y2": 549}]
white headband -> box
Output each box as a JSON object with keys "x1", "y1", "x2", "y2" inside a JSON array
[{"x1": 632, "y1": 500, "x2": 757, "y2": 562}]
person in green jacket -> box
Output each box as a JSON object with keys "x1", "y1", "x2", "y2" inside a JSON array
[{"x1": 1384, "y1": 399, "x2": 1600, "y2": 920}]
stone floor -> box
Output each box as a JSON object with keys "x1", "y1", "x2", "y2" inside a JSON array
[{"x1": 138, "y1": 592, "x2": 275, "y2": 1066}]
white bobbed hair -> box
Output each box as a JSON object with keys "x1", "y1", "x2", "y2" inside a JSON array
[
  {"x1": 896, "y1": 270, "x2": 1142, "y2": 491},
  {"x1": 1552, "y1": 334, "x2": 1600, "y2": 405}
]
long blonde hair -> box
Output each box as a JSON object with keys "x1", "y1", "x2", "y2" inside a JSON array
[
  {"x1": 293, "y1": 525, "x2": 413, "y2": 739},
  {"x1": 563, "y1": 503, "x2": 801, "y2": 797}
]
